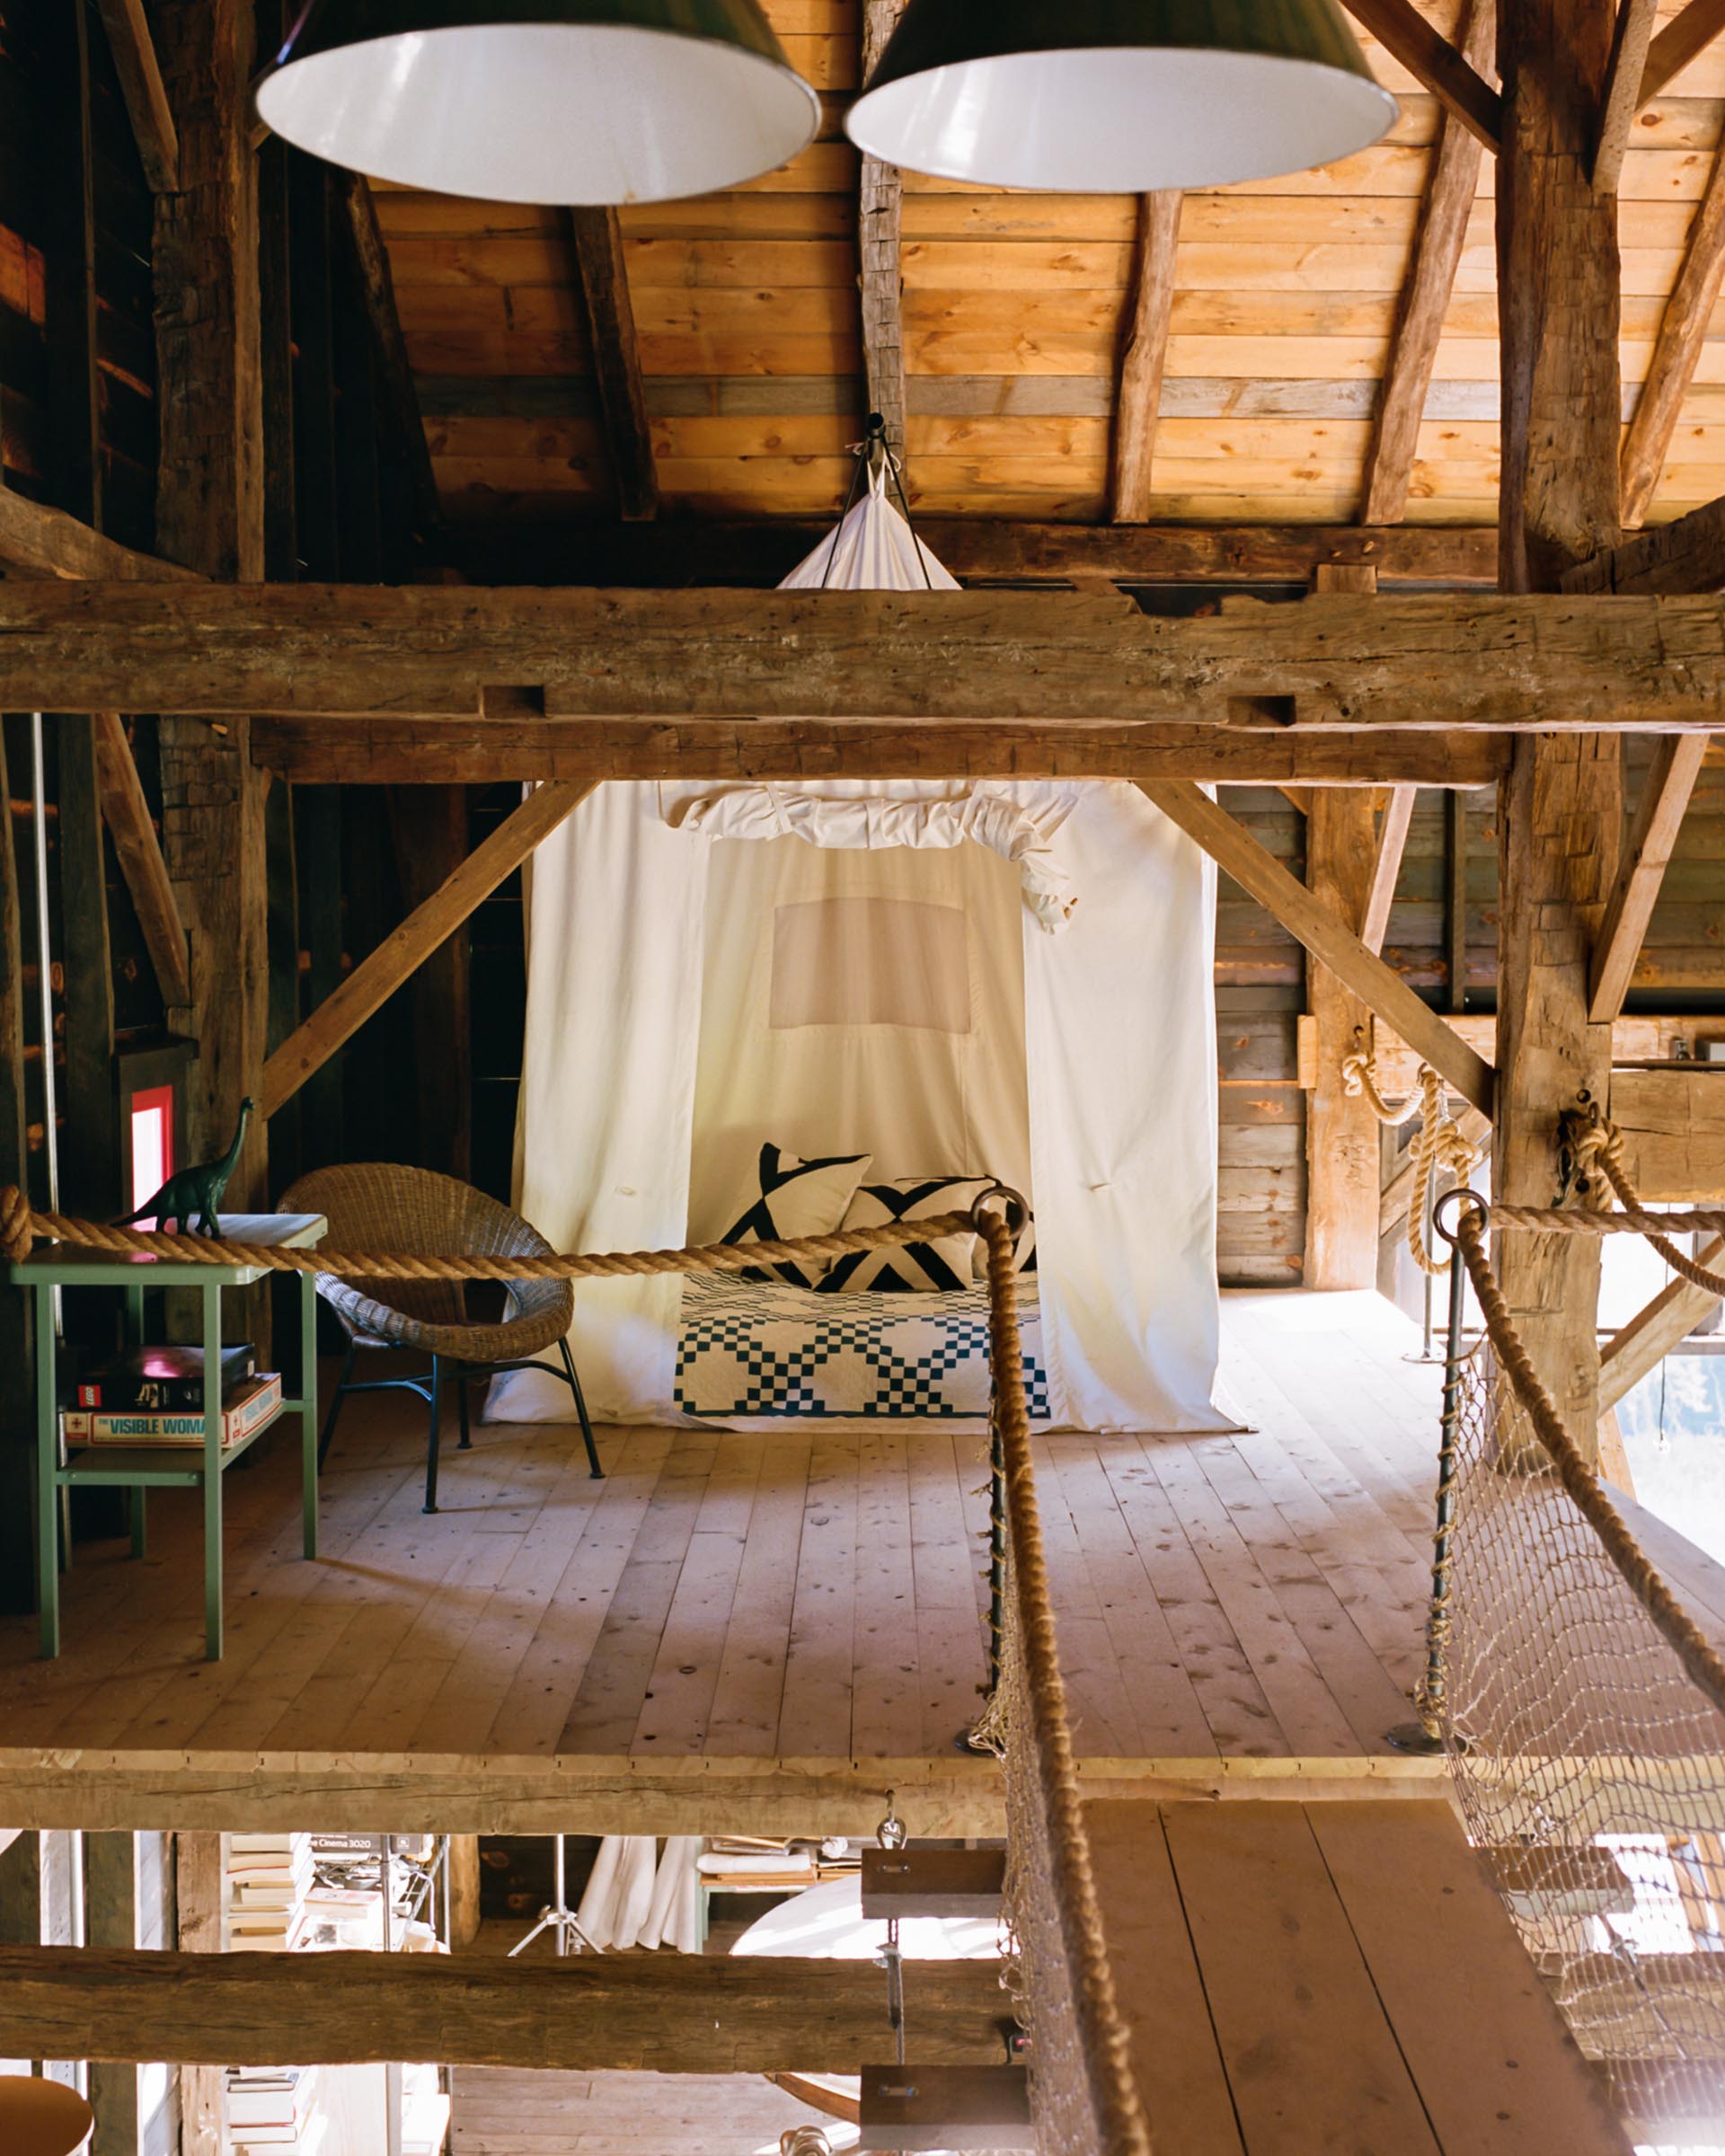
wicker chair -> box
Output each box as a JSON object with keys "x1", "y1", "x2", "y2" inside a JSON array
[{"x1": 279, "y1": 1162, "x2": 601, "y2": 1513}]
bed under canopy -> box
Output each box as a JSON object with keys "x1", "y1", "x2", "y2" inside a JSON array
[{"x1": 490, "y1": 469, "x2": 1230, "y2": 1436}]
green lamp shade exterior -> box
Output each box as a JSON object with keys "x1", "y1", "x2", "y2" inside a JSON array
[
  {"x1": 847, "y1": 0, "x2": 1398, "y2": 191},
  {"x1": 257, "y1": 0, "x2": 821, "y2": 204}
]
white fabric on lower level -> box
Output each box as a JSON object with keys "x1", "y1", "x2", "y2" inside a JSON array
[{"x1": 576, "y1": 1834, "x2": 701, "y2": 1952}]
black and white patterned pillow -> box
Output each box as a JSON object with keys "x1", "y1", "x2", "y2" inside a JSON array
[
  {"x1": 819, "y1": 1175, "x2": 996, "y2": 1294},
  {"x1": 721, "y1": 1143, "x2": 872, "y2": 1287}
]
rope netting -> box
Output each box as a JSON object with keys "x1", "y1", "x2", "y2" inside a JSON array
[{"x1": 1432, "y1": 1201, "x2": 1725, "y2": 2140}]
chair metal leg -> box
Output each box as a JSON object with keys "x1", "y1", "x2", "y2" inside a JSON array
[
  {"x1": 456, "y1": 1375, "x2": 472, "y2": 1451},
  {"x1": 559, "y1": 1337, "x2": 604, "y2": 1480},
  {"x1": 318, "y1": 1340, "x2": 357, "y2": 1470},
  {"x1": 423, "y1": 1356, "x2": 443, "y2": 1514}
]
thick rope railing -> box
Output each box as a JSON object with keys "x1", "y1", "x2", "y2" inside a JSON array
[
  {"x1": 977, "y1": 1205, "x2": 1153, "y2": 2156},
  {"x1": 1342, "y1": 1044, "x2": 1480, "y2": 1276},
  {"x1": 0, "y1": 1186, "x2": 979, "y2": 1284},
  {"x1": 1448, "y1": 1197, "x2": 1725, "y2": 1725}
]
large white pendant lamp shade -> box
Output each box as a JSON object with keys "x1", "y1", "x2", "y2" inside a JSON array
[
  {"x1": 256, "y1": 0, "x2": 821, "y2": 205},
  {"x1": 845, "y1": 0, "x2": 1398, "y2": 192}
]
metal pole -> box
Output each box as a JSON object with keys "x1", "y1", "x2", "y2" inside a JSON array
[{"x1": 1387, "y1": 1207, "x2": 1471, "y2": 1754}]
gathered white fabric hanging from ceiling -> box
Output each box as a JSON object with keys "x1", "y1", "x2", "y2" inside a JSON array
[{"x1": 487, "y1": 467, "x2": 1229, "y2": 1434}]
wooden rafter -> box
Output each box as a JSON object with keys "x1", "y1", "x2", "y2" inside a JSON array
[
  {"x1": 1360, "y1": 785, "x2": 1416, "y2": 954},
  {"x1": 0, "y1": 490, "x2": 199, "y2": 582},
  {"x1": 1111, "y1": 192, "x2": 1181, "y2": 523},
  {"x1": 12, "y1": 584, "x2": 1725, "y2": 730},
  {"x1": 1639, "y1": 0, "x2": 1725, "y2": 105},
  {"x1": 0, "y1": 1948, "x2": 1008, "y2": 2074},
  {"x1": 1138, "y1": 780, "x2": 1494, "y2": 1112},
  {"x1": 260, "y1": 779, "x2": 594, "y2": 1118},
  {"x1": 859, "y1": 0, "x2": 907, "y2": 467},
  {"x1": 1588, "y1": 734, "x2": 1711, "y2": 1021},
  {"x1": 250, "y1": 718, "x2": 1513, "y2": 789},
  {"x1": 564, "y1": 207, "x2": 659, "y2": 523},
  {"x1": 1594, "y1": 0, "x2": 1660, "y2": 190},
  {"x1": 334, "y1": 172, "x2": 443, "y2": 548},
  {"x1": 93, "y1": 0, "x2": 177, "y2": 191},
  {"x1": 1620, "y1": 140, "x2": 1725, "y2": 527},
  {"x1": 1338, "y1": 0, "x2": 1502, "y2": 149},
  {"x1": 91, "y1": 713, "x2": 191, "y2": 1011},
  {"x1": 1358, "y1": 0, "x2": 1494, "y2": 526}
]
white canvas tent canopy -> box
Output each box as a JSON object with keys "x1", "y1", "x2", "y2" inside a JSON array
[{"x1": 489, "y1": 468, "x2": 1230, "y2": 1435}]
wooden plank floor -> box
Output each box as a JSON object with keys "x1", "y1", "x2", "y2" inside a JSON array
[
  {"x1": 1, "y1": 1288, "x2": 1712, "y2": 1801},
  {"x1": 1091, "y1": 1798, "x2": 1635, "y2": 2156}
]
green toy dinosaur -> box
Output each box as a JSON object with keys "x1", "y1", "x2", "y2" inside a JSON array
[{"x1": 114, "y1": 1098, "x2": 255, "y2": 1237}]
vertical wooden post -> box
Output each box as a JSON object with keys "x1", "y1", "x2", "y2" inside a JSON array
[
  {"x1": 447, "y1": 1836, "x2": 482, "y2": 1948},
  {"x1": 87, "y1": 1833, "x2": 179, "y2": 2155},
  {"x1": 174, "y1": 1834, "x2": 224, "y2": 2156},
  {"x1": 1304, "y1": 563, "x2": 1384, "y2": 1290},
  {"x1": 151, "y1": 0, "x2": 270, "y2": 1229},
  {"x1": 1495, "y1": 0, "x2": 1623, "y2": 1456},
  {"x1": 0, "y1": 718, "x2": 35, "y2": 1616}
]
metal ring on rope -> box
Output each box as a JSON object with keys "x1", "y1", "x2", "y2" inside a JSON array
[
  {"x1": 1432, "y1": 1185, "x2": 1489, "y2": 1249},
  {"x1": 970, "y1": 1183, "x2": 1029, "y2": 1239}
]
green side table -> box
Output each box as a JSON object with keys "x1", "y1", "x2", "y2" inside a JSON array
[{"x1": 8, "y1": 1211, "x2": 327, "y2": 1661}]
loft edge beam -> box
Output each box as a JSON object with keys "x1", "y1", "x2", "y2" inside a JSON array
[
  {"x1": 1138, "y1": 778, "x2": 1495, "y2": 1113},
  {"x1": 93, "y1": 0, "x2": 178, "y2": 191},
  {"x1": 261, "y1": 778, "x2": 594, "y2": 1118},
  {"x1": 0, "y1": 1947, "x2": 1011, "y2": 2074},
  {"x1": 249, "y1": 719, "x2": 1513, "y2": 787},
  {"x1": 8, "y1": 585, "x2": 1725, "y2": 729},
  {"x1": 1339, "y1": 0, "x2": 1503, "y2": 148}
]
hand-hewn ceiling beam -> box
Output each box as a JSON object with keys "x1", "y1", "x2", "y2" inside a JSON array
[
  {"x1": 1594, "y1": 0, "x2": 1660, "y2": 190},
  {"x1": 1620, "y1": 140, "x2": 1725, "y2": 527},
  {"x1": 1338, "y1": 0, "x2": 1503, "y2": 148},
  {"x1": 1111, "y1": 192, "x2": 1181, "y2": 523},
  {"x1": 91, "y1": 712, "x2": 191, "y2": 1011},
  {"x1": 1560, "y1": 494, "x2": 1725, "y2": 593},
  {"x1": 0, "y1": 490, "x2": 200, "y2": 583},
  {"x1": 93, "y1": 0, "x2": 178, "y2": 191},
  {"x1": 0, "y1": 1948, "x2": 1010, "y2": 2074},
  {"x1": 260, "y1": 778, "x2": 593, "y2": 1118},
  {"x1": 1599, "y1": 1241, "x2": 1725, "y2": 1408},
  {"x1": 250, "y1": 717, "x2": 1513, "y2": 789},
  {"x1": 10, "y1": 585, "x2": 1725, "y2": 730},
  {"x1": 1360, "y1": 784, "x2": 1417, "y2": 953},
  {"x1": 1587, "y1": 733, "x2": 1711, "y2": 1021},
  {"x1": 334, "y1": 172, "x2": 443, "y2": 550},
  {"x1": 859, "y1": 0, "x2": 907, "y2": 470},
  {"x1": 1358, "y1": 0, "x2": 1494, "y2": 525},
  {"x1": 453, "y1": 518, "x2": 1499, "y2": 588},
  {"x1": 1638, "y1": 0, "x2": 1725, "y2": 105},
  {"x1": 564, "y1": 207, "x2": 659, "y2": 523},
  {"x1": 1138, "y1": 779, "x2": 1494, "y2": 1112}
]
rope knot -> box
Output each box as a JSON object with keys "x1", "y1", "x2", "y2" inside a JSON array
[{"x1": 0, "y1": 1184, "x2": 32, "y2": 1268}]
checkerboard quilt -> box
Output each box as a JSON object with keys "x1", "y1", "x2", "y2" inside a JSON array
[{"x1": 675, "y1": 1269, "x2": 1050, "y2": 1420}]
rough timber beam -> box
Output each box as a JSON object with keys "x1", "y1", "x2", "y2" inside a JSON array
[
  {"x1": 335, "y1": 172, "x2": 443, "y2": 548},
  {"x1": 1561, "y1": 493, "x2": 1725, "y2": 592},
  {"x1": 1359, "y1": 0, "x2": 1495, "y2": 525},
  {"x1": 261, "y1": 779, "x2": 594, "y2": 1119},
  {"x1": 0, "y1": 490, "x2": 199, "y2": 583},
  {"x1": 1638, "y1": 0, "x2": 1725, "y2": 104},
  {"x1": 858, "y1": 0, "x2": 907, "y2": 467},
  {"x1": 1139, "y1": 779, "x2": 1495, "y2": 1112},
  {"x1": 1621, "y1": 138, "x2": 1725, "y2": 527},
  {"x1": 455, "y1": 518, "x2": 1499, "y2": 588},
  {"x1": 1340, "y1": 0, "x2": 1504, "y2": 146},
  {"x1": 93, "y1": 0, "x2": 178, "y2": 191},
  {"x1": 1111, "y1": 193, "x2": 1181, "y2": 522},
  {"x1": 1588, "y1": 732, "x2": 1710, "y2": 1020},
  {"x1": 1362, "y1": 785, "x2": 1417, "y2": 954},
  {"x1": 8, "y1": 584, "x2": 1725, "y2": 729},
  {"x1": 1594, "y1": 0, "x2": 1659, "y2": 188},
  {"x1": 1599, "y1": 1242, "x2": 1725, "y2": 1406},
  {"x1": 92, "y1": 712, "x2": 192, "y2": 1011},
  {"x1": 249, "y1": 718, "x2": 1513, "y2": 789},
  {"x1": 565, "y1": 207, "x2": 659, "y2": 523},
  {"x1": 0, "y1": 1948, "x2": 1010, "y2": 2075}
]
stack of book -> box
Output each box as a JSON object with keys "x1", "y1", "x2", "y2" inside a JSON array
[
  {"x1": 226, "y1": 1833, "x2": 314, "y2": 1954},
  {"x1": 697, "y1": 1836, "x2": 822, "y2": 1888},
  {"x1": 62, "y1": 1344, "x2": 279, "y2": 1450},
  {"x1": 223, "y1": 2065, "x2": 322, "y2": 2154}
]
